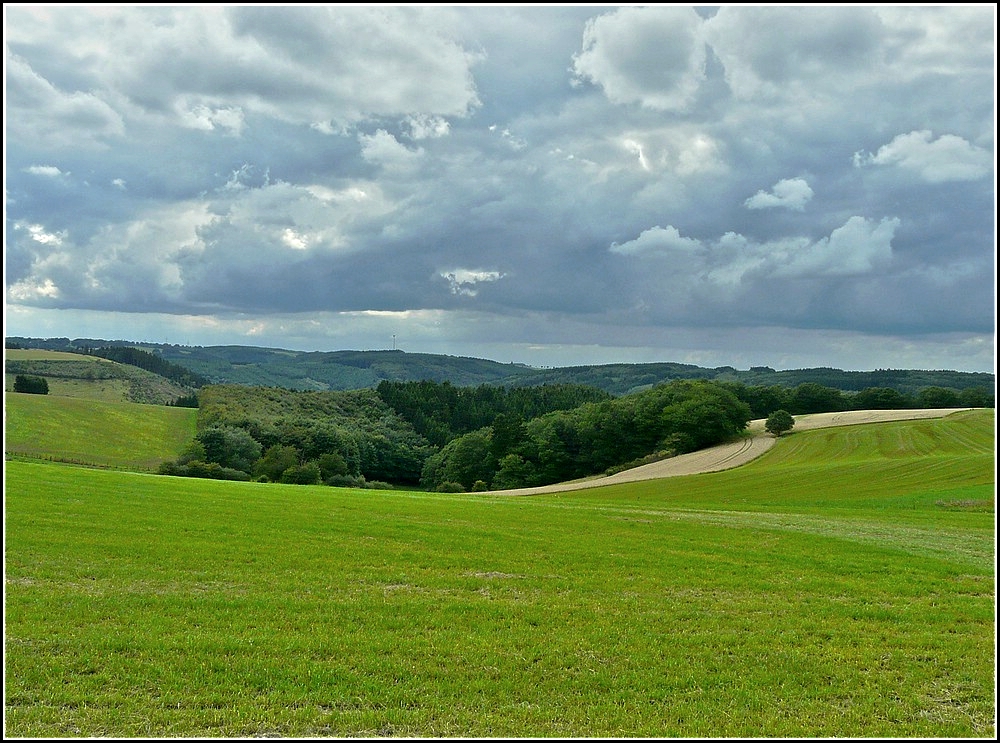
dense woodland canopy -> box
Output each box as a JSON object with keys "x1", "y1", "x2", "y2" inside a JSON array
[{"x1": 80, "y1": 345, "x2": 211, "y2": 389}]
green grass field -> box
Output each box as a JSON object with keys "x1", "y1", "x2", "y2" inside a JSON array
[
  {"x1": 5, "y1": 349, "x2": 118, "y2": 362},
  {"x1": 3, "y1": 410, "x2": 995, "y2": 737},
  {"x1": 4, "y1": 392, "x2": 197, "y2": 470}
]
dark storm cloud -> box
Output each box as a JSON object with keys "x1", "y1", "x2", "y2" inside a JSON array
[{"x1": 4, "y1": 5, "x2": 995, "y2": 372}]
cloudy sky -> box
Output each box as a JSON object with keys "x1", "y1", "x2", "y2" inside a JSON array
[{"x1": 4, "y1": 5, "x2": 996, "y2": 372}]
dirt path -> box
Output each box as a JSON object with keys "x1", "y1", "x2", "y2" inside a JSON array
[{"x1": 491, "y1": 408, "x2": 975, "y2": 496}]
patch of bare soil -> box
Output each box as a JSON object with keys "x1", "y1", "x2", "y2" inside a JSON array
[{"x1": 491, "y1": 408, "x2": 974, "y2": 496}]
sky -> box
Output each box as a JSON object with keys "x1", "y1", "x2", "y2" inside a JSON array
[{"x1": 4, "y1": 4, "x2": 996, "y2": 373}]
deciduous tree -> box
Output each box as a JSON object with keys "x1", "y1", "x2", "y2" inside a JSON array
[{"x1": 765, "y1": 409, "x2": 795, "y2": 437}]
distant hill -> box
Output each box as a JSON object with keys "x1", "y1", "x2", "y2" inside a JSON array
[
  {"x1": 7, "y1": 339, "x2": 539, "y2": 391},
  {"x1": 6, "y1": 336, "x2": 995, "y2": 399},
  {"x1": 4, "y1": 348, "x2": 198, "y2": 405},
  {"x1": 509, "y1": 363, "x2": 996, "y2": 397}
]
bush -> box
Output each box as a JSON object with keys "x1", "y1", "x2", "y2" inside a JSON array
[
  {"x1": 436, "y1": 481, "x2": 466, "y2": 493},
  {"x1": 157, "y1": 460, "x2": 251, "y2": 481},
  {"x1": 158, "y1": 461, "x2": 183, "y2": 476},
  {"x1": 280, "y1": 462, "x2": 321, "y2": 485},
  {"x1": 317, "y1": 451, "x2": 350, "y2": 480},
  {"x1": 170, "y1": 393, "x2": 199, "y2": 408},
  {"x1": 324, "y1": 473, "x2": 367, "y2": 489},
  {"x1": 603, "y1": 450, "x2": 673, "y2": 476}
]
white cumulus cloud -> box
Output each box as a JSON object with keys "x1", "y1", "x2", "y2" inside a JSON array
[
  {"x1": 745, "y1": 178, "x2": 814, "y2": 211},
  {"x1": 773, "y1": 216, "x2": 898, "y2": 278},
  {"x1": 23, "y1": 165, "x2": 66, "y2": 177},
  {"x1": 609, "y1": 225, "x2": 702, "y2": 256},
  {"x1": 854, "y1": 130, "x2": 992, "y2": 183}
]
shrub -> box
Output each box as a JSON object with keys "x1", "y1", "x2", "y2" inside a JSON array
[
  {"x1": 324, "y1": 474, "x2": 367, "y2": 489},
  {"x1": 158, "y1": 460, "x2": 251, "y2": 481},
  {"x1": 317, "y1": 451, "x2": 350, "y2": 480},
  {"x1": 280, "y1": 462, "x2": 321, "y2": 485}
]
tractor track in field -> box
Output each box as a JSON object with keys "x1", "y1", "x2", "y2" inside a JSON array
[{"x1": 490, "y1": 408, "x2": 976, "y2": 496}]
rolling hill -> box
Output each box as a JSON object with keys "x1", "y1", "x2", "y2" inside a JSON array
[
  {"x1": 7, "y1": 337, "x2": 995, "y2": 398},
  {"x1": 4, "y1": 348, "x2": 197, "y2": 405}
]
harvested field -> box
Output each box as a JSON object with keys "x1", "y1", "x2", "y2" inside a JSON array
[{"x1": 494, "y1": 408, "x2": 975, "y2": 495}]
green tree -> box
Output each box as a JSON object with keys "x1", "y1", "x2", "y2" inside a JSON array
[
  {"x1": 198, "y1": 426, "x2": 263, "y2": 474},
  {"x1": 492, "y1": 453, "x2": 537, "y2": 490},
  {"x1": 851, "y1": 387, "x2": 911, "y2": 410},
  {"x1": 254, "y1": 444, "x2": 300, "y2": 482},
  {"x1": 959, "y1": 386, "x2": 993, "y2": 408},
  {"x1": 176, "y1": 440, "x2": 207, "y2": 465},
  {"x1": 490, "y1": 412, "x2": 528, "y2": 460},
  {"x1": 741, "y1": 384, "x2": 791, "y2": 418},
  {"x1": 659, "y1": 387, "x2": 752, "y2": 453},
  {"x1": 420, "y1": 429, "x2": 494, "y2": 491},
  {"x1": 917, "y1": 386, "x2": 961, "y2": 408},
  {"x1": 765, "y1": 409, "x2": 795, "y2": 437},
  {"x1": 13, "y1": 374, "x2": 48, "y2": 394},
  {"x1": 788, "y1": 383, "x2": 846, "y2": 415},
  {"x1": 317, "y1": 451, "x2": 350, "y2": 481},
  {"x1": 280, "y1": 461, "x2": 321, "y2": 485}
]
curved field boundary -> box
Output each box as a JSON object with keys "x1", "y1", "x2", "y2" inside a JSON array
[{"x1": 492, "y1": 408, "x2": 976, "y2": 496}]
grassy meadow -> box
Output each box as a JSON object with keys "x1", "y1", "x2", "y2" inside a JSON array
[
  {"x1": 4, "y1": 409, "x2": 996, "y2": 737},
  {"x1": 5, "y1": 349, "x2": 119, "y2": 363},
  {"x1": 4, "y1": 392, "x2": 197, "y2": 471}
]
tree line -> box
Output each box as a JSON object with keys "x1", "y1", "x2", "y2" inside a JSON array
[
  {"x1": 419, "y1": 379, "x2": 751, "y2": 491},
  {"x1": 723, "y1": 381, "x2": 991, "y2": 418},
  {"x1": 374, "y1": 380, "x2": 612, "y2": 447},
  {"x1": 82, "y1": 345, "x2": 211, "y2": 390}
]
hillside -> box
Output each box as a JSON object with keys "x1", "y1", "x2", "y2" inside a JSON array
[
  {"x1": 6, "y1": 336, "x2": 995, "y2": 398},
  {"x1": 4, "y1": 391, "x2": 197, "y2": 470},
  {"x1": 4, "y1": 349, "x2": 197, "y2": 405}
]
